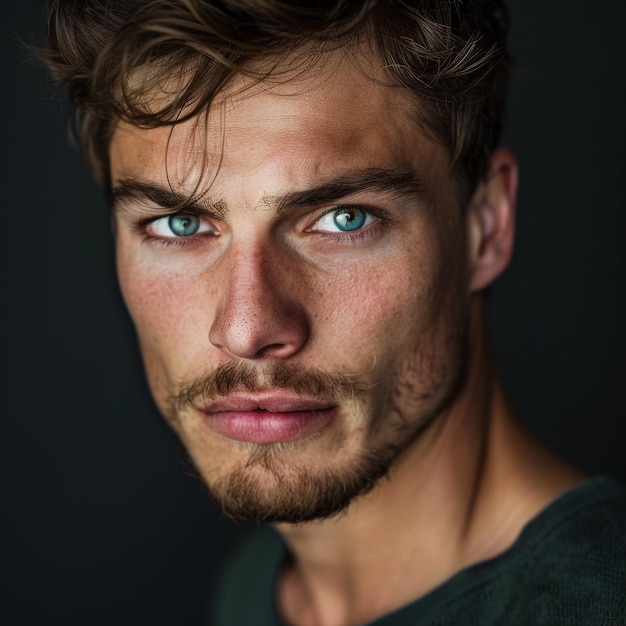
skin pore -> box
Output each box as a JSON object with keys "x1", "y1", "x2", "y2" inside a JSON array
[{"x1": 110, "y1": 50, "x2": 584, "y2": 626}]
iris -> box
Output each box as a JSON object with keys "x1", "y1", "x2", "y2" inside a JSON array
[
  {"x1": 169, "y1": 214, "x2": 200, "y2": 237},
  {"x1": 333, "y1": 207, "x2": 366, "y2": 232}
]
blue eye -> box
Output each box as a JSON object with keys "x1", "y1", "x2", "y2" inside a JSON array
[
  {"x1": 148, "y1": 213, "x2": 213, "y2": 239},
  {"x1": 168, "y1": 214, "x2": 200, "y2": 236},
  {"x1": 333, "y1": 207, "x2": 366, "y2": 231},
  {"x1": 314, "y1": 206, "x2": 374, "y2": 233}
]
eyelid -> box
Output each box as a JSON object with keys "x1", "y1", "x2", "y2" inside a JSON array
[
  {"x1": 131, "y1": 204, "x2": 218, "y2": 229},
  {"x1": 306, "y1": 204, "x2": 380, "y2": 233}
]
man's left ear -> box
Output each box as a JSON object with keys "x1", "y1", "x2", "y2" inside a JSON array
[{"x1": 467, "y1": 148, "x2": 518, "y2": 292}]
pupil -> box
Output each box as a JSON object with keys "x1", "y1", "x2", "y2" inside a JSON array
[
  {"x1": 169, "y1": 214, "x2": 200, "y2": 236},
  {"x1": 334, "y1": 208, "x2": 365, "y2": 232}
]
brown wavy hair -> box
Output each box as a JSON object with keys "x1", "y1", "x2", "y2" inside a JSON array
[{"x1": 41, "y1": 0, "x2": 514, "y2": 200}]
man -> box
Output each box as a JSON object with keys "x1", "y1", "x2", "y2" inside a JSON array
[{"x1": 42, "y1": 1, "x2": 626, "y2": 624}]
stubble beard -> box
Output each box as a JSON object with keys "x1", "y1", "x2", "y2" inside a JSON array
[
  {"x1": 208, "y1": 440, "x2": 401, "y2": 524},
  {"x1": 171, "y1": 335, "x2": 467, "y2": 525}
]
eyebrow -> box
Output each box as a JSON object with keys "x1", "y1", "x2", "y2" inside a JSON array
[
  {"x1": 112, "y1": 179, "x2": 227, "y2": 219},
  {"x1": 274, "y1": 168, "x2": 427, "y2": 214},
  {"x1": 111, "y1": 167, "x2": 426, "y2": 218}
]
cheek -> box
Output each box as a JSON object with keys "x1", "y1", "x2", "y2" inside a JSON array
[
  {"x1": 119, "y1": 263, "x2": 190, "y2": 344},
  {"x1": 116, "y1": 243, "x2": 215, "y2": 397},
  {"x1": 314, "y1": 243, "x2": 448, "y2": 362},
  {"x1": 342, "y1": 248, "x2": 446, "y2": 342}
]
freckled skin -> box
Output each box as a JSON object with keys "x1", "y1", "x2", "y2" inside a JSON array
[{"x1": 111, "y1": 55, "x2": 470, "y2": 514}]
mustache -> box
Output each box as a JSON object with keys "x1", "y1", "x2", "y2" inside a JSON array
[{"x1": 169, "y1": 361, "x2": 367, "y2": 413}]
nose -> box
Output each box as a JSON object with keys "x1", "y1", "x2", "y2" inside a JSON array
[{"x1": 208, "y1": 243, "x2": 309, "y2": 360}]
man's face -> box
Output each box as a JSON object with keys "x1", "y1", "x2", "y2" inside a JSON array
[{"x1": 110, "y1": 54, "x2": 473, "y2": 523}]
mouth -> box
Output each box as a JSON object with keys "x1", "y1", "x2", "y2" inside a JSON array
[{"x1": 200, "y1": 391, "x2": 337, "y2": 444}]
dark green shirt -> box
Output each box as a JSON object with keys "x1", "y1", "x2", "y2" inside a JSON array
[{"x1": 210, "y1": 476, "x2": 626, "y2": 625}]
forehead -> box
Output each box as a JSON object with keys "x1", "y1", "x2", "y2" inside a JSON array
[{"x1": 110, "y1": 51, "x2": 449, "y2": 195}]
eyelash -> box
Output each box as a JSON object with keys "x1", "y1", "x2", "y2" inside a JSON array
[
  {"x1": 317, "y1": 227, "x2": 380, "y2": 243},
  {"x1": 143, "y1": 233, "x2": 205, "y2": 248}
]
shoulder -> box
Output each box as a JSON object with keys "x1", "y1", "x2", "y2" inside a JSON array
[
  {"x1": 501, "y1": 475, "x2": 626, "y2": 623},
  {"x1": 208, "y1": 525, "x2": 286, "y2": 626},
  {"x1": 400, "y1": 476, "x2": 626, "y2": 626},
  {"x1": 519, "y1": 475, "x2": 626, "y2": 570}
]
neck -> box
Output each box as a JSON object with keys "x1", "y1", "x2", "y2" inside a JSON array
[{"x1": 275, "y1": 297, "x2": 584, "y2": 626}]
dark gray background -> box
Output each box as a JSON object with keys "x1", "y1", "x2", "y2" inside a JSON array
[{"x1": 2, "y1": 1, "x2": 625, "y2": 624}]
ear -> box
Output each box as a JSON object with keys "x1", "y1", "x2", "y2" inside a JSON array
[{"x1": 466, "y1": 148, "x2": 518, "y2": 292}]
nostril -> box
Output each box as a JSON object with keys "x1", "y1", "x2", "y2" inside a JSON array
[{"x1": 253, "y1": 343, "x2": 292, "y2": 359}]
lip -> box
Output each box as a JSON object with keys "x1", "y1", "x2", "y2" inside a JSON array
[
  {"x1": 201, "y1": 392, "x2": 336, "y2": 444},
  {"x1": 203, "y1": 391, "x2": 335, "y2": 414}
]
